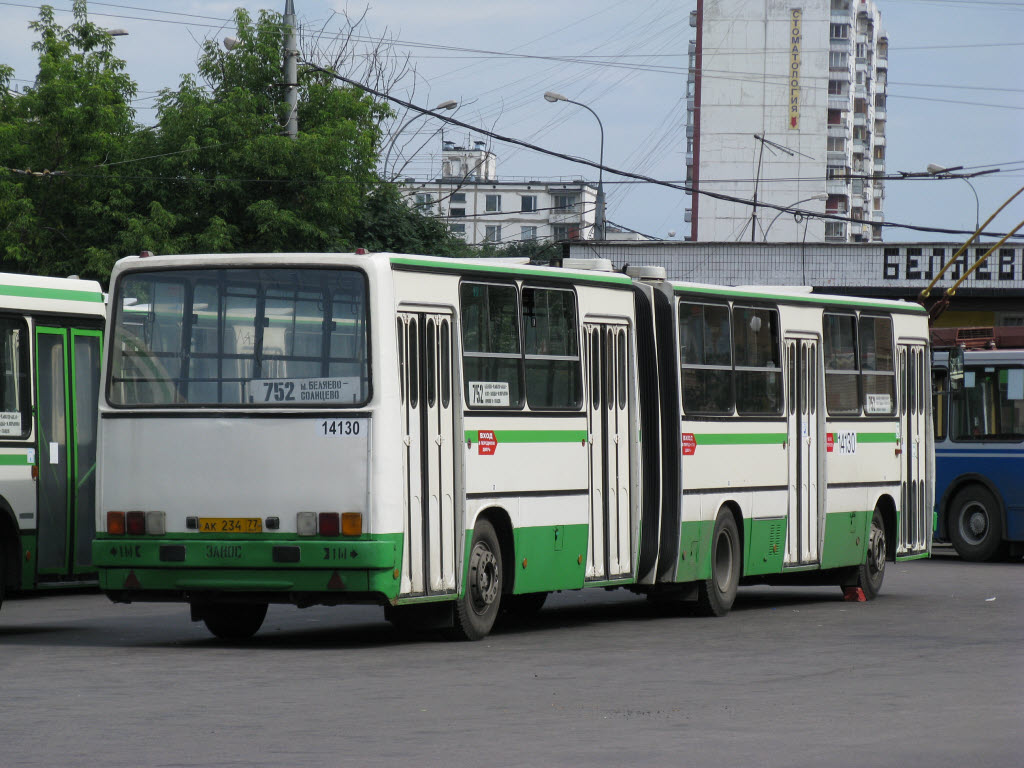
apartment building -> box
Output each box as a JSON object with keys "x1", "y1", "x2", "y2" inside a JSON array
[
  {"x1": 400, "y1": 140, "x2": 598, "y2": 246},
  {"x1": 686, "y1": 0, "x2": 887, "y2": 243}
]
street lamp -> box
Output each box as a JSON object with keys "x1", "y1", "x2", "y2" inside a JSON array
[
  {"x1": 382, "y1": 100, "x2": 458, "y2": 180},
  {"x1": 762, "y1": 194, "x2": 829, "y2": 241},
  {"x1": 927, "y1": 163, "x2": 980, "y2": 233},
  {"x1": 104, "y1": 29, "x2": 129, "y2": 37},
  {"x1": 543, "y1": 90, "x2": 606, "y2": 240}
]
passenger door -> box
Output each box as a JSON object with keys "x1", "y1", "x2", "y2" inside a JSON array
[
  {"x1": 34, "y1": 326, "x2": 102, "y2": 579},
  {"x1": 583, "y1": 321, "x2": 633, "y2": 581},
  {"x1": 785, "y1": 335, "x2": 822, "y2": 565},
  {"x1": 398, "y1": 311, "x2": 457, "y2": 595},
  {"x1": 899, "y1": 343, "x2": 931, "y2": 555}
]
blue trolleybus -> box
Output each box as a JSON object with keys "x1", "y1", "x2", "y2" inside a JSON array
[{"x1": 932, "y1": 327, "x2": 1024, "y2": 560}]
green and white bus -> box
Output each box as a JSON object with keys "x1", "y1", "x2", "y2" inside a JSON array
[
  {"x1": 0, "y1": 272, "x2": 105, "y2": 611},
  {"x1": 93, "y1": 252, "x2": 931, "y2": 639}
]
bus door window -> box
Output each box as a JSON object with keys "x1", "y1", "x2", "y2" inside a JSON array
[
  {"x1": 932, "y1": 368, "x2": 947, "y2": 440},
  {"x1": 0, "y1": 318, "x2": 30, "y2": 439}
]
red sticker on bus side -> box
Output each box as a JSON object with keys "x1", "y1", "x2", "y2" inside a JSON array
[
  {"x1": 682, "y1": 433, "x2": 696, "y2": 456},
  {"x1": 826, "y1": 433, "x2": 834, "y2": 452},
  {"x1": 478, "y1": 430, "x2": 497, "y2": 456}
]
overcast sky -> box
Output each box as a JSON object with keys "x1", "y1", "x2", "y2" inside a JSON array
[{"x1": 3, "y1": 0, "x2": 1022, "y2": 243}]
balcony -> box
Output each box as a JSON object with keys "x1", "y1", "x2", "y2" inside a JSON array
[
  {"x1": 873, "y1": 161, "x2": 885, "y2": 174},
  {"x1": 875, "y1": 133, "x2": 886, "y2": 146},
  {"x1": 826, "y1": 178, "x2": 850, "y2": 194},
  {"x1": 827, "y1": 122, "x2": 848, "y2": 137},
  {"x1": 853, "y1": 112, "x2": 867, "y2": 126},
  {"x1": 829, "y1": 95, "x2": 851, "y2": 110}
]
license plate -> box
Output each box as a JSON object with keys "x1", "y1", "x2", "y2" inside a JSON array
[{"x1": 199, "y1": 518, "x2": 263, "y2": 534}]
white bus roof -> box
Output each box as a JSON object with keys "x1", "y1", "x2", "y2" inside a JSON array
[{"x1": 0, "y1": 271, "x2": 105, "y2": 317}]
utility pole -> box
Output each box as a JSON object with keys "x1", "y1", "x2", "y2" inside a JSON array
[{"x1": 283, "y1": 0, "x2": 299, "y2": 139}]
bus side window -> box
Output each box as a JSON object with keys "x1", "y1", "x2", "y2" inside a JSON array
[
  {"x1": 460, "y1": 282, "x2": 523, "y2": 409},
  {"x1": 522, "y1": 286, "x2": 582, "y2": 410},
  {"x1": 932, "y1": 368, "x2": 946, "y2": 440},
  {"x1": 679, "y1": 300, "x2": 733, "y2": 415}
]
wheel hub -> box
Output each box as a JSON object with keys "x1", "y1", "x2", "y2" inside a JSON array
[
  {"x1": 966, "y1": 507, "x2": 988, "y2": 541},
  {"x1": 469, "y1": 544, "x2": 499, "y2": 613}
]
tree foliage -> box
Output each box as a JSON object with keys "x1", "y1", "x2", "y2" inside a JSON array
[{"x1": 0, "y1": 2, "x2": 468, "y2": 282}]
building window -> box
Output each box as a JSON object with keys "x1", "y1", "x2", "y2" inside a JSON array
[
  {"x1": 828, "y1": 109, "x2": 844, "y2": 125},
  {"x1": 826, "y1": 194, "x2": 848, "y2": 213},
  {"x1": 828, "y1": 80, "x2": 844, "y2": 96},
  {"x1": 414, "y1": 193, "x2": 433, "y2": 207},
  {"x1": 552, "y1": 194, "x2": 577, "y2": 212},
  {"x1": 485, "y1": 194, "x2": 502, "y2": 212},
  {"x1": 829, "y1": 51, "x2": 848, "y2": 69},
  {"x1": 830, "y1": 23, "x2": 849, "y2": 39},
  {"x1": 551, "y1": 224, "x2": 580, "y2": 241},
  {"x1": 449, "y1": 223, "x2": 466, "y2": 238},
  {"x1": 485, "y1": 225, "x2": 502, "y2": 243},
  {"x1": 451, "y1": 192, "x2": 466, "y2": 203},
  {"x1": 521, "y1": 226, "x2": 537, "y2": 241},
  {"x1": 825, "y1": 221, "x2": 847, "y2": 240},
  {"x1": 827, "y1": 136, "x2": 846, "y2": 152},
  {"x1": 521, "y1": 195, "x2": 537, "y2": 213},
  {"x1": 449, "y1": 208, "x2": 466, "y2": 218}
]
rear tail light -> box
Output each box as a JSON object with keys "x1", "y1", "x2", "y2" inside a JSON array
[
  {"x1": 318, "y1": 512, "x2": 340, "y2": 537},
  {"x1": 341, "y1": 512, "x2": 363, "y2": 537},
  {"x1": 126, "y1": 511, "x2": 145, "y2": 536},
  {"x1": 107, "y1": 511, "x2": 125, "y2": 535}
]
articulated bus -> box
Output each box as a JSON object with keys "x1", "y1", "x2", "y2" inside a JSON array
[
  {"x1": 931, "y1": 327, "x2": 1024, "y2": 561},
  {"x1": 92, "y1": 252, "x2": 931, "y2": 639},
  {"x1": 0, "y1": 273, "x2": 105, "y2": 612}
]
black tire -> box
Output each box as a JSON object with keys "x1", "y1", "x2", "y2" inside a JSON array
[
  {"x1": 448, "y1": 519, "x2": 502, "y2": 640},
  {"x1": 948, "y1": 485, "x2": 1006, "y2": 562},
  {"x1": 502, "y1": 591, "x2": 547, "y2": 617},
  {"x1": 856, "y1": 509, "x2": 887, "y2": 599},
  {"x1": 201, "y1": 603, "x2": 268, "y2": 640},
  {"x1": 696, "y1": 509, "x2": 740, "y2": 617}
]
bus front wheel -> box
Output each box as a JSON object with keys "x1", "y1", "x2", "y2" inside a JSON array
[
  {"x1": 447, "y1": 519, "x2": 502, "y2": 640},
  {"x1": 200, "y1": 602, "x2": 268, "y2": 640},
  {"x1": 949, "y1": 485, "x2": 1006, "y2": 562},
  {"x1": 696, "y1": 509, "x2": 740, "y2": 617}
]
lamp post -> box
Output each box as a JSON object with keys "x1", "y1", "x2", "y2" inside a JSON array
[
  {"x1": 762, "y1": 193, "x2": 829, "y2": 241},
  {"x1": 381, "y1": 100, "x2": 458, "y2": 180},
  {"x1": 544, "y1": 91, "x2": 606, "y2": 240},
  {"x1": 927, "y1": 163, "x2": 980, "y2": 233}
]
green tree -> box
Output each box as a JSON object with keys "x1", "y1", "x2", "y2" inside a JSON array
[
  {"x1": 0, "y1": 0, "x2": 138, "y2": 277},
  {"x1": 0, "y1": 3, "x2": 468, "y2": 282}
]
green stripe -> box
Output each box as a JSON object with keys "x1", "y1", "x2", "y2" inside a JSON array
[
  {"x1": 0, "y1": 284, "x2": 104, "y2": 303},
  {"x1": 673, "y1": 284, "x2": 926, "y2": 314},
  {"x1": 695, "y1": 432, "x2": 787, "y2": 445},
  {"x1": 857, "y1": 432, "x2": 900, "y2": 443},
  {"x1": 391, "y1": 256, "x2": 632, "y2": 286},
  {"x1": 0, "y1": 453, "x2": 32, "y2": 465},
  {"x1": 465, "y1": 429, "x2": 588, "y2": 443}
]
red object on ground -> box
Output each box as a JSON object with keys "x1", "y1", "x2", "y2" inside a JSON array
[{"x1": 843, "y1": 586, "x2": 867, "y2": 602}]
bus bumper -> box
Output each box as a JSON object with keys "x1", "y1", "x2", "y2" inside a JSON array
[{"x1": 92, "y1": 535, "x2": 402, "y2": 602}]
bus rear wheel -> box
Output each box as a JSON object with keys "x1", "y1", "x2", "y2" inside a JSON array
[
  {"x1": 201, "y1": 602, "x2": 268, "y2": 640},
  {"x1": 447, "y1": 519, "x2": 502, "y2": 640},
  {"x1": 949, "y1": 485, "x2": 1006, "y2": 562},
  {"x1": 856, "y1": 509, "x2": 886, "y2": 600},
  {"x1": 696, "y1": 509, "x2": 739, "y2": 617}
]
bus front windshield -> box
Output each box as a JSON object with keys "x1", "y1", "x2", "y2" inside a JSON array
[{"x1": 109, "y1": 267, "x2": 370, "y2": 407}]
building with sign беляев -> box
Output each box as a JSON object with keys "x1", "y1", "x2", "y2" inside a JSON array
[{"x1": 564, "y1": 240, "x2": 1024, "y2": 329}]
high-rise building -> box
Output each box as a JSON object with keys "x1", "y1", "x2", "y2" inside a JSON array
[{"x1": 686, "y1": 0, "x2": 887, "y2": 243}]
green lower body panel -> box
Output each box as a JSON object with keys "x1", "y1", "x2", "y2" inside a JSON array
[
  {"x1": 743, "y1": 518, "x2": 787, "y2": 576},
  {"x1": 677, "y1": 520, "x2": 711, "y2": 582},
  {"x1": 92, "y1": 534, "x2": 403, "y2": 601},
  {"x1": 512, "y1": 524, "x2": 588, "y2": 594},
  {"x1": 19, "y1": 533, "x2": 37, "y2": 590},
  {"x1": 820, "y1": 510, "x2": 869, "y2": 569}
]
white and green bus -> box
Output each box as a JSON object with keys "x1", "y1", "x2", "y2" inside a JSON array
[
  {"x1": 93, "y1": 252, "x2": 931, "y2": 639},
  {"x1": 0, "y1": 272, "x2": 105, "y2": 611}
]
